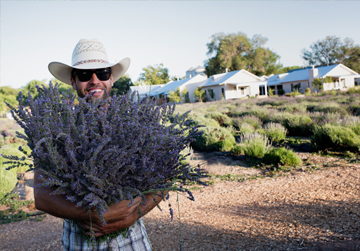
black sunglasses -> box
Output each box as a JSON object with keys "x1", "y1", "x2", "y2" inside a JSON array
[{"x1": 72, "y1": 68, "x2": 112, "y2": 82}]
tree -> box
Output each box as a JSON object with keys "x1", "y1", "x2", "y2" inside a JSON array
[
  {"x1": 181, "y1": 88, "x2": 190, "y2": 103},
  {"x1": 50, "y1": 78, "x2": 76, "y2": 95},
  {"x1": 18, "y1": 80, "x2": 47, "y2": 105},
  {"x1": 111, "y1": 74, "x2": 133, "y2": 96},
  {"x1": 204, "y1": 32, "x2": 282, "y2": 77},
  {"x1": 302, "y1": 36, "x2": 360, "y2": 72},
  {"x1": 194, "y1": 87, "x2": 205, "y2": 102},
  {"x1": 312, "y1": 78, "x2": 323, "y2": 90},
  {"x1": 168, "y1": 88, "x2": 181, "y2": 103},
  {"x1": 278, "y1": 66, "x2": 302, "y2": 74},
  {"x1": 137, "y1": 64, "x2": 170, "y2": 86}
]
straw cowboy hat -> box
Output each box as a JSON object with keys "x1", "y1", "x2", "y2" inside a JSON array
[{"x1": 48, "y1": 38, "x2": 130, "y2": 85}]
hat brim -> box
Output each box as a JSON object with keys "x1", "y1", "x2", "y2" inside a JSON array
[{"x1": 48, "y1": 58, "x2": 131, "y2": 85}]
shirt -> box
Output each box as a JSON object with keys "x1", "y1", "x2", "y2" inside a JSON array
[{"x1": 62, "y1": 218, "x2": 152, "y2": 251}]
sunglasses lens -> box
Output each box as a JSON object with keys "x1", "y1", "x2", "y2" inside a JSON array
[
  {"x1": 96, "y1": 69, "x2": 111, "y2": 81},
  {"x1": 76, "y1": 71, "x2": 92, "y2": 82},
  {"x1": 76, "y1": 69, "x2": 111, "y2": 82}
]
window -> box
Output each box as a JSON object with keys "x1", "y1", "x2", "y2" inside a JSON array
[
  {"x1": 241, "y1": 87, "x2": 245, "y2": 95},
  {"x1": 221, "y1": 88, "x2": 225, "y2": 99},
  {"x1": 208, "y1": 89, "x2": 215, "y2": 99}
]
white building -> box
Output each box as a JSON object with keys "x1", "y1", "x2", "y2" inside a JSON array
[
  {"x1": 185, "y1": 66, "x2": 206, "y2": 79},
  {"x1": 154, "y1": 74, "x2": 207, "y2": 104},
  {"x1": 263, "y1": 64, "x2": 360, "y2": 94},
  {"x1": 129, "y1": 84, "x2": 165, "y2": 102},
  {"x1": 199, "y1": 69, "x2": 266, "y2": 101}
]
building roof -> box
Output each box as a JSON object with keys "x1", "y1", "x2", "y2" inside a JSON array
[
  {"x1": 129, "y1": 84, "x2": 165, "y2": 96},
  {"x1": 266, "y1": 64, "x2": 352, "y2": 86},
  {"x1": 201, "y1": 69, "x2": 261, "y2": 88}
]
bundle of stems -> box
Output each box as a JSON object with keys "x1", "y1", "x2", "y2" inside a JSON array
[{"x1": 2, "y1": 84, "x2": 206, "y2": 226}]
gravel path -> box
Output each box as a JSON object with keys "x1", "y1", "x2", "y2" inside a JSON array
[{"x1": 1, "y1": 153, "x2": 360, "y2": 251}]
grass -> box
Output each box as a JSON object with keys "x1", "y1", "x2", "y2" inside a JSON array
[{"x1": 0, "y1": 193, "x2": 45, "y2": 224}]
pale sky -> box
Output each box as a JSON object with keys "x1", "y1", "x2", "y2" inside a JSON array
[{"x1": 1, "y1": 1, "x2": 360, "y2": 89}]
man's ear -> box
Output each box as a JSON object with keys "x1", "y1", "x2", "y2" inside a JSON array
[{"x1": 70, "y1": 77, "x2": 76, "y2": 90}]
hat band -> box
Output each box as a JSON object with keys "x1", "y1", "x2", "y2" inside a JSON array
[{"x1": 73, "y1": 59, "x2": 109, "y2": 66}]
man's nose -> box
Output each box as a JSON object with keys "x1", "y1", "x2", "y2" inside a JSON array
[{"x1": 89, "y1": 73, "x2": 101, "y2": 83}]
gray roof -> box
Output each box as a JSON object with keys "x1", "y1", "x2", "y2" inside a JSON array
[{"x1": 266, "y1": 64, "x2": 342, "y2": 86}]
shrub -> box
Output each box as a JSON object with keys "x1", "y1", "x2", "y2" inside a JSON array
[
  {"x1": 192, "y1": 127, "x2": 236, "y2": 151},
  {"x1": 312, "y1": 102, "x2": 348, "y2": 116},
  {"x1": 205, "y1": 112, "x2": 232, "y2": 127},
  {"x1": 264, "y1": 122, "x2": 287, "y2": 142},
  {"x1": 311, "y1": 124, "x2": 360, "y2": 151},
  {"x1": 215, "y1": 137, "x2": 236, "y2": 152},
  {"x1": 286, "y1": 114, "x2": 313, "y2": 136},
  {"x1": 263, "y1": 147, "x2": 302, "y2": 167},
  {"x1": 339, "y1": 116, "x2": 360, "y2": 135},
  {"x1": 279, "y1": 103, "x2": 307, "y2": 113},
  {"x1": 232, "y1": 115, "x2": 263, "y2": 130},
  {"x1": 188, "y1": 115, "x2": 220, "y2": 128},
  {"x1": 290, "y1": 91, "x2": 301, "y2": 97},
  {"x1": 238, "y1": 122, "x2": 255, "y2": 135},
  {"x1": 305, "y1": 88, "x2": 311, "y2": 95},
  {"x1": 230, "y1": 145, "x2": 245, "y2": 156},
  {"x1": 240, "y1": 133, "x2": 270, "y2": 158},
  {"x1": 0, "y1": 162, "x2": 17, "y2": 200},
  {"x1": 269, "y1": 112, "x2": 313, "y2": 136}
]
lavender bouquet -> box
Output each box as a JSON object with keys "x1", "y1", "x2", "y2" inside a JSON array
[{"x1": 3, "y1": 83, "x2": 205, "y2": 225}]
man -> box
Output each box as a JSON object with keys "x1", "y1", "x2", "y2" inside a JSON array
[{"x1": 36, "y1": 38, "x2": 162, "y2": 250}]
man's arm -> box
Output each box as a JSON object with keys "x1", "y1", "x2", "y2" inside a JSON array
[{"x1": 34, "y1": 171, "x2": 142, "y2": 224}]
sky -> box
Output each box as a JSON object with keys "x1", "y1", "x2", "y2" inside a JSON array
[{"x1": 1, "y1": 1, "x2": 360, "y2": 89}]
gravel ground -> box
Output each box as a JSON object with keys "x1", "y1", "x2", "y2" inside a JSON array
[{"x1": 1, "y1": 152, "x2": 360, "y2": 251}]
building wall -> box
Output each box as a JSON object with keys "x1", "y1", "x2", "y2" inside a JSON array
[{"x1": 202, "y1": 86, "x2": 223, "y2": 101}]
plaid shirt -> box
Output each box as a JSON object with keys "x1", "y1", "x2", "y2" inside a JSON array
[{"x1": 62, "y1": 218, "x2": 152, "y2": 251}]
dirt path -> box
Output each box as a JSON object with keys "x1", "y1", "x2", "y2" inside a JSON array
[{"x1": 1, "y1": 153, "x2": 360, "y2": 251}]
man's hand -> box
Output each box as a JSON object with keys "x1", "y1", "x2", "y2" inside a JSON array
[{"x1": 78, "y1": 192, "x2": 165, "y2": 237}]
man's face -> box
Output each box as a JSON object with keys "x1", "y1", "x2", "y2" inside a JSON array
[{"x1": 70, "y1": 68, "x2": 113, "y2": 100}]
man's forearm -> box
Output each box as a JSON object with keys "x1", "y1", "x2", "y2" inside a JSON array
[{"x1": 34, "y1": 171, "x2": 140, "y2": 224}]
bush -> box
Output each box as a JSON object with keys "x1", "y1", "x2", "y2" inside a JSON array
[
  {"x1": 311, "y1": 102, "x2": 348, "y2": 116},
  {"x1": 263, "y1": 147, "x2": 302, "y2": 167},
  {"x1": 305, "y1": 88, "x2": 311, "y2": 95},
  {"x1": 279, "y1": 103, "x2": 307, "y2": 113},
  {"x1": 215, "y1": 137, "x2": 236, "y2": 152},
  {"x1": 204, "y1": 112, "x2": 232, "y2": 127},
  {"x1": 230, "y1": 145, "x2": 245, "y2": 156},
  {"x1": 188, "y1": 115, "x2": 220, "y2": 128},
  {"x1": 240, "y1": 133, "x2": 270, "y2": 158},
  {"x1": 239, "y1": 122, "x2": 255, "y2": 135},
  {"x1": 0, "y1": 162, "x2": 17, "y2": 200},
  {"x1": 232, "y1": 115, "x2": 263, "y2": 129},
  {"x1": 290, "y1": 91, "x2": 301, "y2": 97},
  {"x1": 311, "y1": 124, "x2": 360, "y2": 151},
  {"x1": 269, "y1": 112, "x2": 313, "y2": 136},
  {"x1": 192, "y1": 127, "x2": 236, "y2": 151},
  {"x1": 264, "y1": 122, "x2": 287, "y2": 142}
]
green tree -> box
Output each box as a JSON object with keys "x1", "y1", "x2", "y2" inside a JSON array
[
  {"x1": 50, "y1": 78, "x2": 76, "y2": 95},
  {"x1": 312, "y1": 78, "x2": 323, "y2": 90},
  {"x1": 204, "y1": 32, "x2": 282, "y2": 77},
  {"x1": 168, "y1": 88, "x2": 181, "y2": 103},
  {"x1": 18, "y1": 80, "x2": 47, "y2": 105},
  {"x1": 0, "y1": 86, "x2": 19, "y2": 112},
  {"x1": 111, "y1": 74, "x2": 133, "y2": 96},
  {"x1": 181, "y1": 87, "x2": 190, "y2": 103},
  {"x1": 278, "y1": 66, "x2": 302, "y2": 74},
  {"x1": 194, "y1": 87, "x2": 205, "y2": 102},
  {"x1": 0, "y1": 86, "x2": 19, "y2": 96},
  {"x1": 137, "y1": 64, "x2": 170, "y2": 86},
  {"x1": 302, "y1": 36, "x2": 360, "y2": 71}
]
